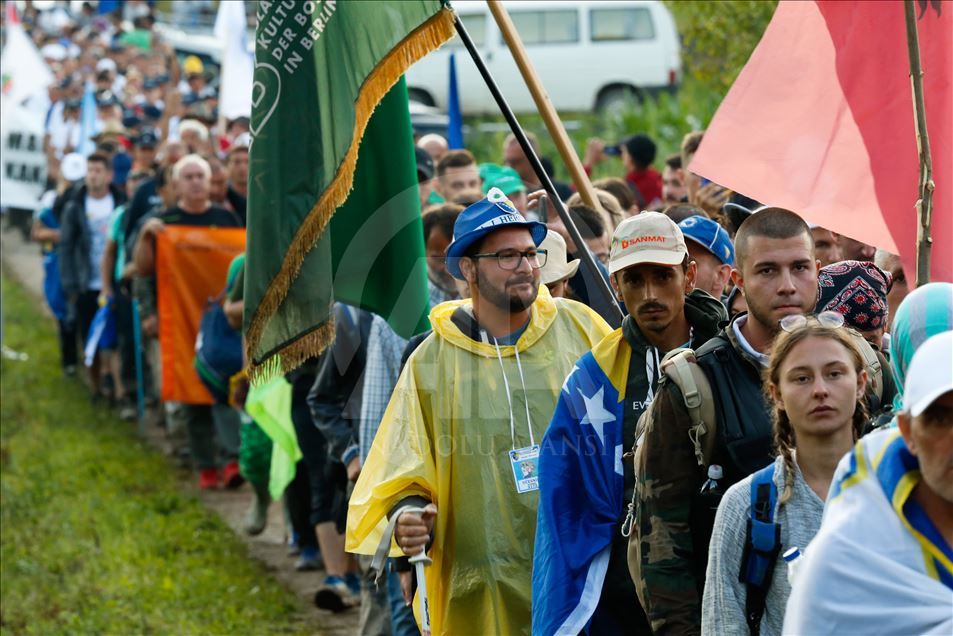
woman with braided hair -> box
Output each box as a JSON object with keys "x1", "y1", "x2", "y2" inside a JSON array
[{"x1": 701, "y1": 312, "x2": 869, "y2": 635}]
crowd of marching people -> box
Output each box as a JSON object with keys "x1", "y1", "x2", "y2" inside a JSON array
[{"x1": 6, "y1": 2, "x2": 951, "y2": 635}]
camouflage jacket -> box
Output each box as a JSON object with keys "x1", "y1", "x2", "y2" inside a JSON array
[{"x1": 630, "y1": 317, "x2": 767, "y2": 635}]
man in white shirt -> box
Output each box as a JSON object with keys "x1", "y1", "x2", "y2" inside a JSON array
[
  {"x1": 46, "y1": 99, "x2": 82, "y2": 160},
  {"x1": 59, "y1": 153, "x2": 127, "y2": 398}
]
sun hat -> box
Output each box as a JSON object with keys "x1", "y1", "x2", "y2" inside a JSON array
[
  {"x1": 539, "y1": 230, "x2": 580, "y2": 285},
  {"x1": 445, "y1": 187, "x2": 547, "y2": 280}
]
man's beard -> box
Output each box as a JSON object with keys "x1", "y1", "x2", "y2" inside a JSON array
[
  {"x1": 745, "y1": 293, "x2": 786, "y2": 335},
  {"x1": 636, "y1": 301, "x2": 672, "y2": 333},
  {"x1": 477, "y1": 268, "x2": 538, "y2": 312}
]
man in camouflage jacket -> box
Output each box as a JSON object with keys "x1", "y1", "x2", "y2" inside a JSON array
[{"x1": 630, "y1": 208, "x2": 822, "y2": 634}]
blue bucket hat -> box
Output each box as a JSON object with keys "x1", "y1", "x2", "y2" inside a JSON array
[
  {"x1": 678, "y1": 215, "x2": 735, "y2": 266},
  {"x1": 445, "y1": 187, "x2": 547, "y2": 280}
]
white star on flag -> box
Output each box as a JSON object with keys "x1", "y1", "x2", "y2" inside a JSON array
[{"x1": 578, "y1": 386, "x2": 615, "y2": 447}]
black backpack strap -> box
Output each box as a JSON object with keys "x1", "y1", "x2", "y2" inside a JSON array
[{"x1": 738, "y1": 464, "x2": 781, "y2": 635}]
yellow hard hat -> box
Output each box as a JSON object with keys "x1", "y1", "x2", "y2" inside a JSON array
[{"x1": 183, "y1": 55, "x2": 204, "y2": 76}]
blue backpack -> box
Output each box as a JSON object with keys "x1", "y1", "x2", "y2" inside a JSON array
[
  {"x1": 194, "y1": 292, "x2": 243, "y2": 404},
  {"x1": 738, "y1": 463, "x2": 782, "y2": 635}
]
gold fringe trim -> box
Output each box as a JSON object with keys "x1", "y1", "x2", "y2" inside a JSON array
[
  {"x1": 247, "y1": 319, "x2": 335, "y2": 385},
  {"x1": 244, "y1": 8, "x2": 457, "y2": 378}
]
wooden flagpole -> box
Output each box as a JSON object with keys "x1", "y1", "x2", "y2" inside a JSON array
[
  {"x1": 453, "y1": 14, "x2": 624, "y2": 327},
  {"x1": 903, "y1": 0, "x2": 934, "y2": 287},
  {"x1": 486, "y1": 0, "x2": 605, "y2": 215}
]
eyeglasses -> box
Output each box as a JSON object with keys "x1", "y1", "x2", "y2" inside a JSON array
[
  {"x1": 470, "y1": 249, "x2": 548, "y2": 271},
  {"x1": 779, "y1": 310, "x2": 845, "y2": 333}
]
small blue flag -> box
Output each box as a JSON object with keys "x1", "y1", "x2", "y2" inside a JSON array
[
  {"x1": 77, "y1": 80, "x2": 98, "y2": 157},
  {"x1": 98, "y1": 0, "x2": 121, "y2": 15},
  {"x1": 447, "y1": 52, "x2": 463, "y2": 149},
  {"x1": 84, "y1": 298, "x2": 117, "y2": 367}
]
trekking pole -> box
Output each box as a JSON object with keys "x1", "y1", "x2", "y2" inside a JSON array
[
  {"x1": 131, "y1": 298, "x2": 146, "y2": 435},
  {"x1": 409, "y1": 550, "x2": 433, "y2": 636}
]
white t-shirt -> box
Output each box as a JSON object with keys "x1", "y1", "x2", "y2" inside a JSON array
[
  {"x1": 48, "y1": 116, "x2": 81, "y2": 158},
  {"x1": 85, "y1": 192, "x2": 115, "y2": 291}
]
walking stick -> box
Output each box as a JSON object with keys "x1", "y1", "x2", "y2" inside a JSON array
[
  {"x1": 409, "y1": 551, "x2": 433, "y2": 636},
  {"x1": 131, "y1": 298, "x2": 146, "y2": 435},
  {"x1": 903, "y1": 0, "x2": 934, "y2": 287}
]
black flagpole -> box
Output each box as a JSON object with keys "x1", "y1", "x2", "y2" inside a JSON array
[{"x1": 453, "y1": 15, "x2": 624, "y2": 328}]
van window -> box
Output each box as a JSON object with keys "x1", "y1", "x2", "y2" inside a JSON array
[
  {"x1": 506, "y1": 10, "x2": 579, "y2": 45},
  {"x1": 449, "y1": 13, "x2": 487, "y2": 47},
  {"x1": 590, "y1": 7, "x2": 655, "y2": 42}
]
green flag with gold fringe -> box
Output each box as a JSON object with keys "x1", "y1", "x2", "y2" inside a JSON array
[{"x1": 245, "y1": 0, "x2": 455, "y2": 377}]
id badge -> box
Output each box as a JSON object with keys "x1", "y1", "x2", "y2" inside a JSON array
[{"x1": 509, "y1": 445, "x2": 540, "y2": 494}]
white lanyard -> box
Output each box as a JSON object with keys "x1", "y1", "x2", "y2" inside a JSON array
[{"x1": 492, "y1": 336, "x2": 535, "y2": 451}]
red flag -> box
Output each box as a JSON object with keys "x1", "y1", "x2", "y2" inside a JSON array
[
  {"x1": 691, "y1": 0, "x2": 951, "y2": 282},
  {"x1": 5, "y1": 1, "x2": 19, "y2": 26}
]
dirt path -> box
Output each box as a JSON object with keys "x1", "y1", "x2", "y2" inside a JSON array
[{"x1": 1, "y1": 227, "x2": 359, "y2": 635}]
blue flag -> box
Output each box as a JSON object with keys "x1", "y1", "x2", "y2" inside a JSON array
[
  {"x1": 447, "y1": 52, "x2": 463, "y2": 149},
  {"x1": 77, "y1": 80, "x2": 98, "y2": 157},
  {"x1": 533, "y1": 334, "x2": 626, "y2": 635},
  {"x1": 98, "y1": 0, "x2": 121, "y2": 15},
  {"x1": 84, "y1": 298, "x2": 117, "y2": 367}
]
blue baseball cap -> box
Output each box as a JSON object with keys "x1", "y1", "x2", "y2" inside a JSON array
[
  {"x1": 112, "y1": 151, "x2": 132, "y2": 186},
  {"x1": 678, "y1": 215, "x2": 735, "y2": 266},
  {"x1": 445, "y1": 187, "x2": 547, "y2": 280}
]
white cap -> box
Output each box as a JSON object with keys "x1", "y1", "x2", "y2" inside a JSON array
[
  {"x1": 903, "y1": 331, "x2": 953, "y2": 417},
  {"x1": 96, "y1": 58, "x2": 117, "y2": 73},
  {"x1": 232, "y1": 132, "x2": 251, "y2": 148},
  {"x1": 60, "y1": 153, "x2": 87, "y2": 182},
  {"x1": 539, "y1": 230, "x2": 579, "y2": 285},
  {"x1": 608, "y1": 211, "x2": 687, "y2": 275},
  {"x1": 40, "y1": 43, "x2": 67, "y2": 61}
]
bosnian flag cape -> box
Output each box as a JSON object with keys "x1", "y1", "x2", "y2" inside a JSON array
[
  {"x1": 783, "y1": 429, "x2": 952, "y2": 634},
  {"x1": 533, "y1": 329, "x2": 631, "y2": 634}
]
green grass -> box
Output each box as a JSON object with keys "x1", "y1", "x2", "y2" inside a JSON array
[{"x1": 0, "y1": 274, "x2": 306, "y2": 635}]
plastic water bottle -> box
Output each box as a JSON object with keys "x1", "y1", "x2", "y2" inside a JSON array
[
  {"x1": 783, "y1": 547, "x2": 804, "y2": 585},
  {"x1": 690, "y1": 464, "x2": 725, "y2": 562},
  {"x1": 700, "y1": 464, "x2": 724, "y2": 496},
  {"x1": 697, "y1": 465, "x2": 724, "y2": 517}
]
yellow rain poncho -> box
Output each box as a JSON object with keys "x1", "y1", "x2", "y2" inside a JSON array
[{"x1": 347, "y1": 288, "x2": 611, "y2": 634}]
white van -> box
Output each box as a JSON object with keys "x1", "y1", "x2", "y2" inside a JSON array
[{"x1": 406, "y1": 0, "x2": 681, "y2": 114}]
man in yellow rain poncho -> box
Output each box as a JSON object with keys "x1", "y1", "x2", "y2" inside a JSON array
[{"x1": 347, "y1": 188, "x2": 611, "y2": 634}]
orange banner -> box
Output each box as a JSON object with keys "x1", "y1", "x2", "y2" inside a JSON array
[{"x1": 156, "y1": 226, "x2": 246, "y2": 404}]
